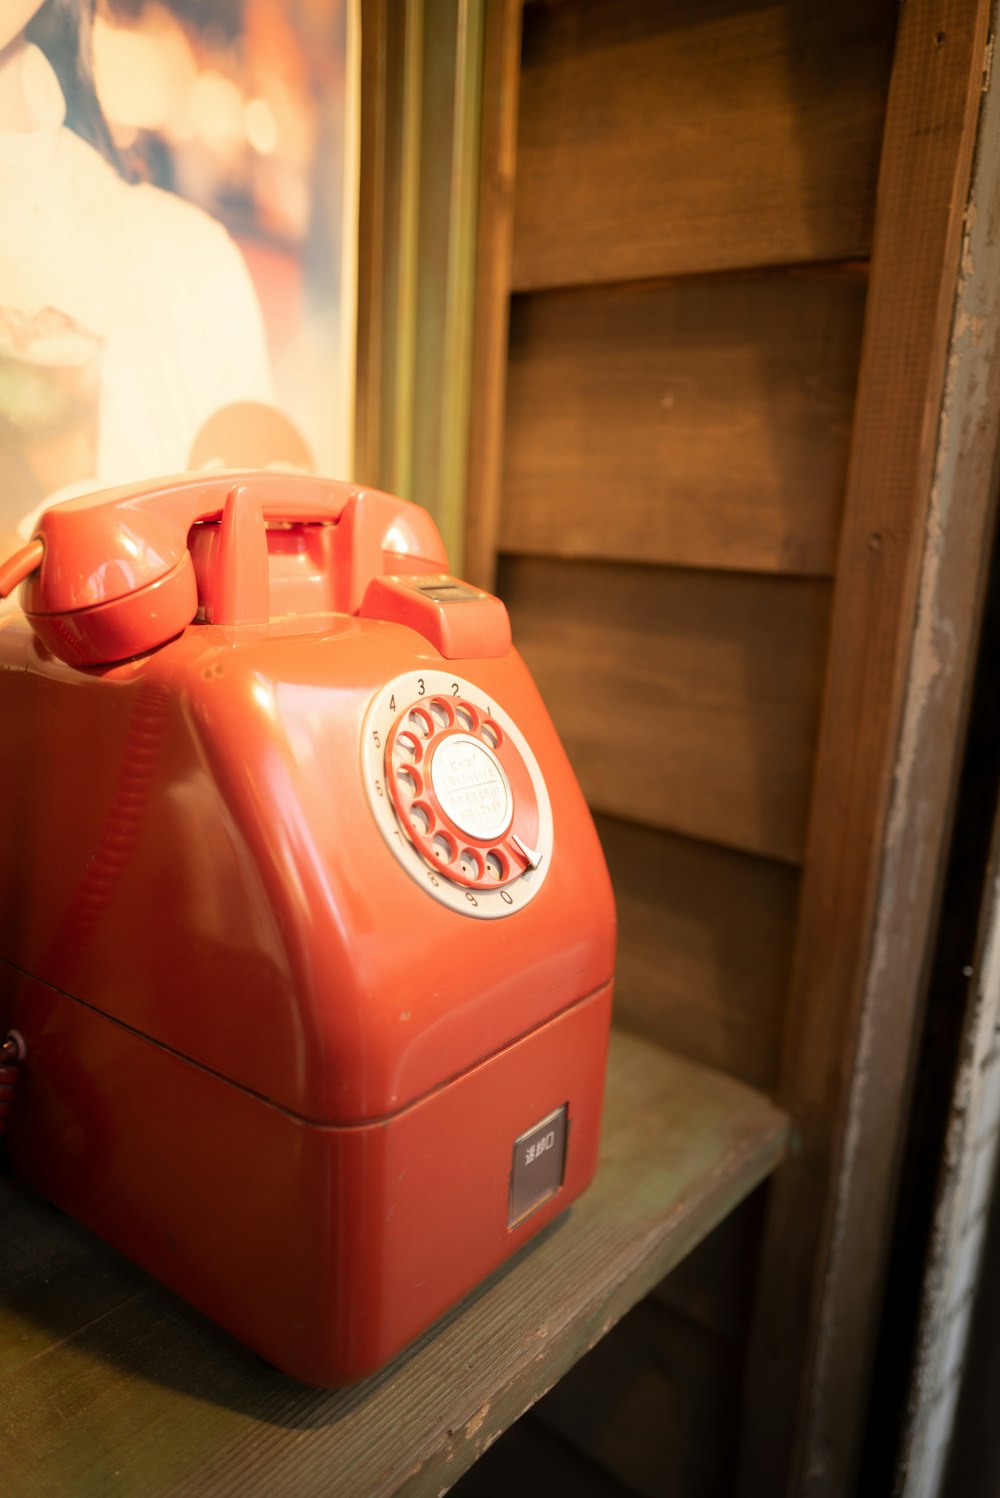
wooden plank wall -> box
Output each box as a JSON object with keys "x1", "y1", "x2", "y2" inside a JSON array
[
  {"x1": 461, "y1": 1, "x2": 899, "y2": 1493},
  {"x1": 490, "y1": 0, "x2": 898, "y2": 1094}
]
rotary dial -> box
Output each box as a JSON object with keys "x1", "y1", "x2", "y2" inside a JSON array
[{"x1": 361, "y1": 671, "x2": 553, "y2": 918}]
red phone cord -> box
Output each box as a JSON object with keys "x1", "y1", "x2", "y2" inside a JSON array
[{"x1": 0, "y1": 1036, "x2": 21, "y2": 1142}]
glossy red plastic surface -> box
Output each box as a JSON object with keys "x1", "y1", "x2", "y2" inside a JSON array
[
  {"x1": 0, "y1": 472, "x2": 616, "y2": 1383},
  {"x1": 26, "y1": 555, "x2": 198, "y2": 665},
  {"x1": 360, "y1": 573, "x2": 512, "y2": 658},
  {"x1": 3, "y1": 974, "x2": 611, "y2": 1384},
  {"x1": 0, "y1": 616, "x2": 614, "y2": 1121},
  {"x1": 13, "y1": 470, "x2": 449, "y2": 664}
]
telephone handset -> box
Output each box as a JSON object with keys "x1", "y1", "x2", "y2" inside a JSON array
[{"x1": 0, "y1": 470, "x2": 482, "y2": 667}]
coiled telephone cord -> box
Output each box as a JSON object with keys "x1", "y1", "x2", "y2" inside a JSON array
[{"x1": 0, "y1": 1034, "x2": 23, "y2": 1141}]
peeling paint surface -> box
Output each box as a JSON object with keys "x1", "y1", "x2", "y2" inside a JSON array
[
  {"x1": 895, "y1": 38, "x2": 1000, "y2": 1496},
  {"x1": 903, "y1": 879, "x2": 1000, "y2": 1498},
  {"x1": 464, "y1": 1402, "x2": 491, "y2": 1439}
]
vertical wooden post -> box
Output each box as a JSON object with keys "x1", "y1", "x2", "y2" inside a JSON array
[{"x1": 738, "y1": 3, "x2": 1000, "y2": 1493}]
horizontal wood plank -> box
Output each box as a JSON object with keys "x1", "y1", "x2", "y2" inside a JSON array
[
  {"x1": 501, "y1": 558, "x2": 831, "y2": 862},
  {"x1": 453, "y1": 1413, "x2": 635, "y2": 1497},
  {"x1": 597, "y1": 814, "x2": 798, "y2": 1090},
  {"x1": 501, "y1": 271, "x2": 866, "y2": 575},
  {"x1": 513, "y1": 0, "x2": 897, "y2": 290},
  {"x1": 651, "y1": 1190, "x2": 767, "y2": 1346},
  {"x1": 464, "y1": 1192, "x2": 769, "y2": 1497},
  {"x1": 471, "y1": 1200, "x2": 770, "y2": 1498},
  {"x1": 532, "y1": 1295, "x2": 744, "y2": 1498},
  {"x1": 0, "y1": 1032, "x2": 788, "y2": 1498}
]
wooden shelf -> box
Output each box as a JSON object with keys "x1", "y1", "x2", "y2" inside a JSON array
[{"x1": 0, "y1": 1030, "x2": 788, "y2": 1498}]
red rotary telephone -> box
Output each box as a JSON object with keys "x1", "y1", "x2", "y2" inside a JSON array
[{"x1": 0, "y1": 472, "x2": 615, "y2": 1385}]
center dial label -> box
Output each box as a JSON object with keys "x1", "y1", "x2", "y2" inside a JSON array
[
  {"x1": 430, "y1": 734, "x2": 512, "y2": 841},
  {"x1": 361, "y1": 671, "x2": 554, "y2": 919}
]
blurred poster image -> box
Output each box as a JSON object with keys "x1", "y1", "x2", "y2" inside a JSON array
[
  {"x1": 0, "y1": 0, "x2": 353, "y2": 556},
  {"x1": 0, "y1": 307, "x2": 104, "y2": 517}
]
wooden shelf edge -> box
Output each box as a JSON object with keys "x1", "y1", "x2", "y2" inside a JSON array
[{"x1": 0, "y1": 1030, "x2": 788, "y2": 1498}]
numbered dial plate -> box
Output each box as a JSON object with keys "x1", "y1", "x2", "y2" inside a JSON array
[{"x1": 361, "y1": 671, "x2": 554, "y2": 918}]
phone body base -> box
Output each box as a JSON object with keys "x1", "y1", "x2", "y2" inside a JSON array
[{"x1": 2, "y1": 968, "x2": 611, "y2": 1384}]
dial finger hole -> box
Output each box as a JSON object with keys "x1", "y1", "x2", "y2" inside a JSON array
[
  {"x1": 484, "y1": 850, "x2": 507, "y2": 882},
  {"x1": 429, "y1": 698, "x2": 453, "y2": 729},
  {"x1": 396, "y1": 765, "x2": 421, "y2": 798},
  {"x1": 458, "y1": 847, "x2": 484, "y2": 880},
  {"x1": 407, "y1": 708, "x2": 433, "y2": 738},
  {"x1": 455, "y1": 704, "x2": 477, "y2": 732},
  {"x1": 431, "y1": 832, "x2": 456, "y2": 864},
  {"x1": 480, "y1": 720, "x2": 502, "y2": 751},
  {"x1": 410, "y1": 802, "x2": 432, "y2": 836},
  {"x1": 395, "y1": 731, "x2": 422, "y2": 764}
]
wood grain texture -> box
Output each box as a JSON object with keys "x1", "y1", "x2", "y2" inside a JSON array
[
  {"x1": 532, "y1": 1295, "x2": 744, "y2": 1498},
  {"x1": 651, "y1": 1188, "x2": 768, "y2": 1347},
  {"x1": 597, "y1": 814, "x2": 798, "y2": 1090},
  {"x1": 452, "y1": 1414, "x2": 635, "y2": 1497},
  {"x1": 512, "y1": 0, "x2": 897, "y2": 291},
  {"x1": 738, "y1": 3, "x2": 1000, "y2": 1495},
  {"x1": 463, "y1": 0, "x2": 524, "y2": 592},
  {"x1": 0, "y1": 1032, "x2": 787, "y2": 1498},
  {"x1": 501, "y1": 270, "x2": 866, "y2": 576},
  {"x1": 501, "y1": 557, "x2": 831, "y2": 863},
  {"x1": 518, "y1": 1197, "x2": 769, "y2": 1498}
]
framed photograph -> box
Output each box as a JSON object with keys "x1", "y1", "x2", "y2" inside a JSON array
[{"x1": 0, "y1": 0, "x2": 358, "y2": 555}]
